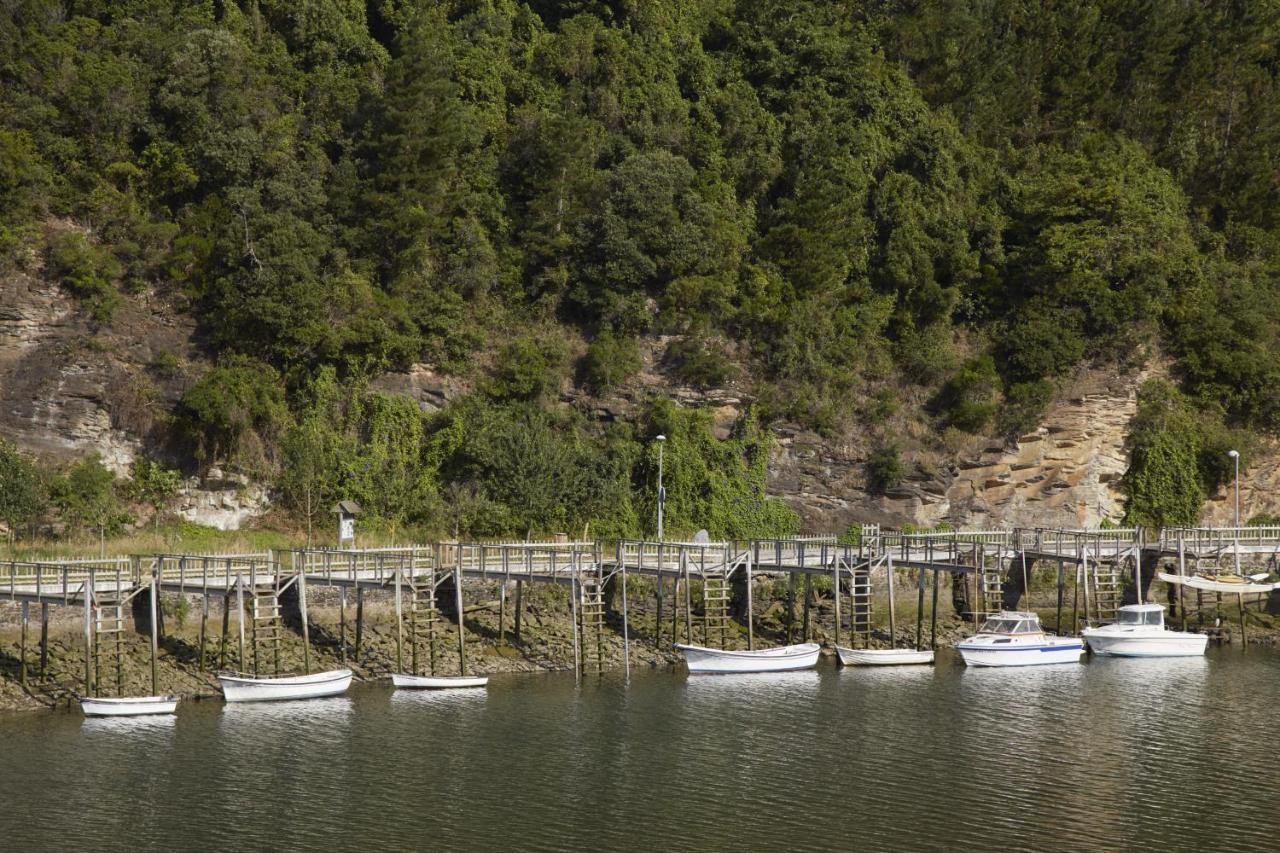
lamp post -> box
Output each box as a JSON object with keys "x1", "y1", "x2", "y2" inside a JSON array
[
  {"x1": 1228, "y1": 449, "x2": 1240, "y2": 574},
  {"x1": 656, "y1": 435, "x2": 666, "y2": 541}
]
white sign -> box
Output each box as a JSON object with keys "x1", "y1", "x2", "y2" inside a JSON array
[{"x1": 339, "y1": 517, "x2": 355, "y2": 543}]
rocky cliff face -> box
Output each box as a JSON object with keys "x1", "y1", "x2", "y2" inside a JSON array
[{"x1": 5, "y1": 272, "x2": 1276, "y2": 532}]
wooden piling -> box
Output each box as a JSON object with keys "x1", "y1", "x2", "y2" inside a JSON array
[
  {"x1": 236, "y1": 578, "x2": 245, "y2": 673},
  {"x1": 1238, "y1": 592, "x2": 1247, "y2": 648},
  {"x1": 298, "y1": 571, "x2": 311, "y2": 675},
  {"x1": 683, "y1": 561, "x2": 693, "y2": 643},
  {"x1": 787, "y1": 573, "x2": 797, "y2": 644},
  {"x1": 83, "y1": 572, "x2": 93, "y2": 697},
  {"x1": 339, "y1": 587, "x2": 347, "y2": 663},
  {"x1": 886, "y1": 556, "x2": 897, "y2": 645},
  {"x1": 498, "y1": 581, "x2": 506, "y2": 644},
  {"x1": 802, "y1": 574, "x2": 812, "y2": 642},
  {"x1": 149, "y1": 572, "x2": 159, "y2": 695},
  {"x1": 19, "y1": 601, "x2": 29, "y2": 688},
  {"x1": 218, "y1": 592, "x2": 230, "y2": 670},
  {"x1": 454, "y1": 565, "x2": 466, "y2": 677},
  {"x1": 655, "y1": 574, "x2": 664, "y2": 647},
  {"x1": 513, "y1": 579, "x2": 523, "y2": 642},
  {"x1": 570, "y1": 576, "x2": 580, "y2": 679},
  {"x1": 930, "y1": 568, "x2": 939, "y2": 650},
  {"x1": 621, "y1": 558, "x2": 631, "y2": 681},
  {"x1": 745, "y1": 550, "x2": 754, "y2": 651},
  {"x1": 1055, "y1": 560, "x2": 1065, "y2": 634},
  {"x1": 198, "y1": 592, "x2": 209, "y2": 672},
  {"x1": 914, "y1": 569, "x2": 924, "y2": 651},
  {"x1": 832, "y1": 562, "x2": 842, "y2": 649},
  {"x1": 671, "y1": 575, "x2": 680, "y2": 642},
  {"x1": 355, "y1": 586, "x2": 365, "y2": 661},
  {"x1": 394, "y1": 566, "x2": 404, "y2": 674},
  {"x1": 39, "y1": 602, "x2": 49, "y2": 677}
]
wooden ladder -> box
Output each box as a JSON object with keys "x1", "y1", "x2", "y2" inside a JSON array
[
  {"x1": 93, "y1": 603, "x2": 126, "y2": 697},
  {"x1": 251, "y1": 591, "x2": 282, "y2": 676},
  {"x1": 980, "y1": 565, "x2": 1004, "y2": 618},
  {"x1": 848, "y1": 565, "x2": 874, "y2": 648},
  {"x1": 702, "y1": 574, "x2": 731, "y2": 649},
  {"x1": 579, "y1": 578, "x2": 607, "y2": 673},
  {"x1": 1093, "y1": 562, "x2": 1122, "y2": 624},
  {"x1": 408, "y1": 576, "x2": 440, "y2": 676}
]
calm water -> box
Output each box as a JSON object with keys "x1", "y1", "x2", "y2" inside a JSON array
[{"x1": 1, "y1": 649, "x2": 1277, "y2": 852}]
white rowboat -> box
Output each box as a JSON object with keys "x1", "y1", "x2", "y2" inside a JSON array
[
  {"x1": 391, "y1": 673, "x2": 488, "y2": 689},
  {"x1": 836, "y1": 647, "x2": 935, "y2": 666},
  {"x1": 1082, "y1": 604, "x2": 1208, "y2": 657},
  {"x1": 675, "y1": 642, "x2": 820, "y2": 674},
  {"x1": 81, "y1": 695, "x2": 178, "y2": 717},
  {"x1": 218, "y1": 669, "x2": 353, "y2": 703}
]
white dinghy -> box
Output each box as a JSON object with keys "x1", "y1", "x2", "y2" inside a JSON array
[
  {"x1": 836, "y1": 647, "x2": 935, "y2": 666},
  {"x1": 391, "y1": 673, "x2": 488, "y2": 689},
  {"x1": 1083, "y1": 604, "x2": 1207, "y2": 657},
  {"x1": 675, "y1": 642, "x2": 820, "y2": 674},
  {"x1": 81, "y1": 695, "x2": 178, "y2": 717},
  {"x1": 956, "y1": 612, "x2": 1083, "y2": 667},
  {"x1": 218, "y1": 669, "x2": 353, "y2": 703}
]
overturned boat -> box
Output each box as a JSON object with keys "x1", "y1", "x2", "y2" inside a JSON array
[
  {"x1": 391, "y1": 673, "x2": 488, "y2": 689},
  {"x1": 218, "y1": 669, "x2": 353, "y2": 703},
  {"x1": 675, "y1": 642, "x2": 820, "y2": 674},
  {"x1": 81, "y1": 695, "x2": 178, "y2": 717},
  {"x1": 1083, "y1": 604, "x2": 1208, "y2": 658},
  {"x1": 836, "y1": 647, "x2": 934, "y2": 666},
  {"x1": 956, "y1": 612, "x2": 1083, "y2": 667}
]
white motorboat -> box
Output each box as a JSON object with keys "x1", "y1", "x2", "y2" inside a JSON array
[
  {"x1": 675, "y1": 642, "x2": 820, "y2": 674},
  {"x1": 1082, "y1": 604, "x2": 1208, "y2": 657},
  {"x1": 836, "y1": 647, "x2": 935, "y2": 666},
  {"x1": 391, "y1": 673, "x2": 488, "y2": 689},
  {"x1": 956, "y1": 612, "x2": 1083, "y2": 667},
  {"x1": 218, "y1": 669, "x2": 353, "y2": 703},
  {"x1": 81, "y1": 695, "x2": 178, "y2": 717}
]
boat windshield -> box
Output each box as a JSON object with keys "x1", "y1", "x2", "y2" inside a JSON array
[
  {"x1": 980, "y1": 618, "x2": 1021, "y2": 634},
  {"x1": 1119, "y1": 609, "x2": 1163, "y2": 626}
]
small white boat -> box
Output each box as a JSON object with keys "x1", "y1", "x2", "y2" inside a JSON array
[
  {"x1": 956, "y1": 612, "x2": 1083, "y2": 667},
  {"x1": 81, "y1": 695, "x2": 178, "y2": 717},
  {"x1": 1082, "y1": 604, "x2": 1208, "y2": 657},
  {"x1": 675, "y1": 642, "x2": 820, "y2": 674},
  {"x1": 391, "y1": 673, "x2": 488, "y2": 689},
  {"x1": 836, "y1": 647, "x2": 935, "y2": 666},
  {"x1": 218, "y1": 669, "x2": 353, "y2": 703}
]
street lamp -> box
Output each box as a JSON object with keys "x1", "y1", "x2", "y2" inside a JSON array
[
  {"x1": 656, "y1": 435, "x2": 666, "y2": 541},
  {"x1": 1228, "y1": 449, "x2": 1240, "y2": 574}
]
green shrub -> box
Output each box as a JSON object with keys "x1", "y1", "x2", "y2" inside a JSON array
[
  {"x1": 0, "y1": 439, "x2": 44, "y2": 541},
  {"x1": 867, "y1": 443, "x2": 906, "y2": 494},
  {"x1": 937, "y1": 355, "x2": 999, "y2": 433},
  {"x1": 49, "y1": 454, "x2": 131, "y2": 539},
  {"x1": 998, "y1": 380, "x2": 1055, "y2": 436},
  {"x1": 665, "y1": 335, "x2": 736, "y2": 389},
  {"x1": 582, "y1": 332, "x2": 642, "y2": 395},
  {"x1": 46, "y1": 231, "x2": 122, "y2": 324},
  {"x1": 176, "y1": 356, "x2": 288, "y2": 470},
  {"x1": 487, "y1": 335, "x2": 568, "y2": 401}
]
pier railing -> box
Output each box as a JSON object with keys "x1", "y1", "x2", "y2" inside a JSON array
[{"x1": 1, "y1": 557, "x2": 132, "y2": 603}]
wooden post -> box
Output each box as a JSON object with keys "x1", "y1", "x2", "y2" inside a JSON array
[
  {"x1": 19, "y1": 600, "x2": 28, "y2": 688},
  {"x1": 498, "y1": 580, "x2": 506, "y2": 644},
  {"x1": 298, "y1": 571, "x2": 311, "y2": 675},
  {"x1": 802, "y1": 574, "x2": 812, "y2": 642},
  {"x1": 621, "y1": 559, "x2": 631, "y2": 681},
  {"x1": 671, "y1": 575, "x2": 680, "y2": 642},
  {"x1": 915, "y1": 569, "x2": 925, "y2": 651},
  {"x1": 513, "y1": 579, "x2": 523, "y2": 642},
  {"x1": 570, "y1": 577, "x2": 581, "y2": 678},
  {"x1": 236, "y1": 577, "x2": 245, "y2": 673},
  {"x1": 683, "y1": 558, "x2": 693, "y2": 643},
  {"x1": 787, "y1": 572, "x2": 797, "y2": 644},
  {"x1": 198, "y1": 592, "x2": 209, "y2": 672},
  {"x1": 832, "y1": 562, "x2": 842, "y2": 650},
  {"x1": 1055, "y1": 560, "x2": 1065, "y2": 633},
  {"x1": 930, "y1": 568, "x2": 940, "y2": 650},
  {"x1": 39, "y1": 602, "x2": 49, "y2": 677},
  {"x1": 394, "y1": 566, "x2": 404, "y2": 674},
  {"x1": 745, "y1": 549, "x2": 754, "y2": 651},
  {"x1": 83, "y1": 573, "x2": 94, "y2": 697},
  {"x1": 454, "y1": 565, "x2": 466, "y2": 677},
  {"x1": 219, "y1": 592, "x2": 230, "y2": 670},
  {"x1": 355, "y1": 586, "x2": 365, "y2": 661},
  {"x1": 149, "y1": 571, "x2": 160, "y2": 696},
  {"x1": 886, "y1": 556, "x2": 897, "y2": 649},
  {"x1": 339, "y1": 587, "x2": 347, "y2": 663},
  {"x1": 1177, "y1": 538, "x2": 1188, "y2": 631},
  {"x1": 1072, "y1": 560, "x2": 1081, "y2": 634},
  {"x1": 655, "y1": 573, "x2": 664, "y2": 647},
  {"x1": 1239, "y1": 592, "x2": 1247, "y2": 649}
]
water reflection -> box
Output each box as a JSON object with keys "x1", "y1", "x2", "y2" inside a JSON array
[{"x1": 81, "y1": 713, "x2": 178, "y2": 736}]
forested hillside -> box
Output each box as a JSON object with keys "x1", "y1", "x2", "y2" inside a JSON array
[{"x1": 2, "y1": 1, "x2": 1278, "y2": 541}]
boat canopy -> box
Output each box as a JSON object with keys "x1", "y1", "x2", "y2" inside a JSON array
[
  {"x1": 1117, "y1": 604, "x2": 1164, "y2": 626},
  {"x1": 979, "y1": 612, "x2": 1043, "y2": 635}
]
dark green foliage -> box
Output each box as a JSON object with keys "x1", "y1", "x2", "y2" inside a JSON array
[
  {"x1": 49, "y1": 454, "x2": 131, "y2": 539},
  {"x1": 0, "y1": 439, "x2": 44, "y2": 540},
  {"x1": 937, "y1": 356, "x2": 1000, "y2": 434},
  {"x1": 46, "y1": 230, "x2": 122, "y2": 324},
  {"x1": 867, "y1": 443, "x2": 906, "y2": 495},
  {"x1": 487, "y1": 335, "x2": 568, "y2": 401},
  {"x1": 582, "y1": 332, "x2": 641, "y2": 395},
  {"x1": 665, "y1": 335, "x2": 736, "y2": 391},
  {"x1": 176, "y1": 356, "x2": 289, "y2": 470},
  {"x1": 998, "y1": 380, "x2": 1055, "y2": 438},
  {"x1": 126, "y1": 458, "x2": 182, "y2": 531}
]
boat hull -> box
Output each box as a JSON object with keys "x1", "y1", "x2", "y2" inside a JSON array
[
  {"x1": 675, "y1": 643, "x2": 820, "y2": 674},
  {"x1": 1082, "y1": 630, "x2": 1208, "y2": 657},
  {"x1": 219, "y1": 669, "x2": 353, "y2": 703},
  {"x1": 391, "y1": 673, "x2": 488, "y2": 689},
  {"x1": 836, "y1": 647, "x2": 935, "y2": 666},
  {"x1": 957, "y1": 640, "x2": 1084, "y2": 667},
  {"x1": 81, "y1": 695, "x2": 178, "y2": 717}
]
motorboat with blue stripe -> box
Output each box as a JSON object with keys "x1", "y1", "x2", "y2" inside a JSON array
[
  {"x1": 956, "y1": 611, "x2": 1084, "y2": 667},
  {"x1": 1082, "y1": 604, "x2": 1208, "y2": 657}
]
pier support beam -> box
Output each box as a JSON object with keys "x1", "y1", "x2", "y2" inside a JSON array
[
  {"x1": 198, "y1": 592, "x2": 209, "y2": 672},
  {"x1": 19, "y1": 601, "x2": 29, "y2": 688},
  {"x1": 513, "y1": 579, "x2": 523, "y2": 642},
  {"x1": 355, "y1": 586, "x2": 365, "y2": 661},
  {"x1": 39, "y1": 602, "x2": 49, "y2": 677}
]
